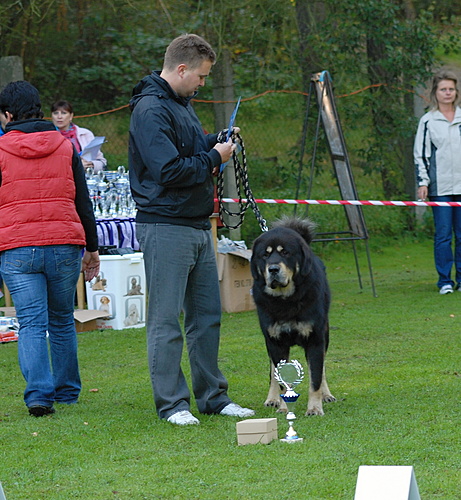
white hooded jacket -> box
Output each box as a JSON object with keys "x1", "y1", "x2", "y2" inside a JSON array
[{"x1": 414, "y1": 106, "x2": 461, "y2": 196}]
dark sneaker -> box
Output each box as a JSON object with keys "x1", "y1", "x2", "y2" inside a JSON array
[{"x1": 28, "y1": 405, "x2": 55, "y2": 417}]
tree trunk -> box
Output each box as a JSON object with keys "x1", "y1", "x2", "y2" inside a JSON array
[
  {"x1": 212, "y1": 49, "x2": 241, "y2": 240},
  {"x1": 295, "y1": 0, "x2": 326, "y2": 92},
  {"x1": 0, "y1": 56, "x2": 24, "y2": 91}
]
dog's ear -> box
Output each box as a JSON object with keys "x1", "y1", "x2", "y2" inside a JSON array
[
  {"x1": 298, "y1": 241, "x2": 313, "y2": 277},
  {"x1": 250, "y1": 238, "x2": 265, "y2": 280},
  {"x1": 250, "y1": 256, "x2": 263, "y2": 278},
  {"x1": 250, "y1": 240, "x2": 264, "y2": 278}
]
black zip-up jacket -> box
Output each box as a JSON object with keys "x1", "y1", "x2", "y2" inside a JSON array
[{"x1": 128, "y1": 71, "x2": 221, "y2": 229}]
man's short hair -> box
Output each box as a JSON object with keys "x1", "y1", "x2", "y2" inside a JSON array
[
  {"x1": 0, "y1": 80, "x2": 43, "y2": 121},
  {"x1": 163, "y1": 34, "x2": 216, "y2": 71}
]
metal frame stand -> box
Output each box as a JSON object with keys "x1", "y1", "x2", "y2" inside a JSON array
[{"x1": 299, "y1": 71, "x2": 377, "y2": 297}]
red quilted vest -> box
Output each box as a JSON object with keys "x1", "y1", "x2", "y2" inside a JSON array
[{"x1": 0, "y1": 129, "x2": 86, "y2": 252}]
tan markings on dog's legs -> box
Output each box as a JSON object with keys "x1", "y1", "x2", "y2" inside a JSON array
[
  {"x1": 264, "y1": 361, "x2": 287, "y2": 412},
  {"x1": 306, "y1": 366, "x2": 336, "y2": 415},
  {"x1": 320, "y1": 365, "x2": 336, "y2": 403},
  {"x1": 306, "y1": 386, "x2": 324, "y2": 416}
]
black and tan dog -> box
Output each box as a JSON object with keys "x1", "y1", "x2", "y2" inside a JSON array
[{"x1": 250, "y1": 216, "x2": 335, "y2": 416}]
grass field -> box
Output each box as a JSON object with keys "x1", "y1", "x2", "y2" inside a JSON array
[{"x1": 1, "y1": 236, "x2": 460, "y2": 499}]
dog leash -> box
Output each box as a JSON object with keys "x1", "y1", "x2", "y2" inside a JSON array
[{"x1": 216, "y1": 132, "x2": 268, "y2": 232}]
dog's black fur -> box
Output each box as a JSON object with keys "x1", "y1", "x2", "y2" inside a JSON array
[{"x1": 250, "y1": 216, "x2": 335, "y2": 416}]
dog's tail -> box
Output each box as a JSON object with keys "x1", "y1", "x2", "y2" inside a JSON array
[{"x1": 270, "y1": 216, "x2": 317, "y2": 244}]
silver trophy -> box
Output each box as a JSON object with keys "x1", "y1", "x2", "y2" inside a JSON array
[
  {"x1": 85, "y1": 167, "x2": 99, "y2": 214},
  {"x1": 274, "y1": 359, "x2": 304, "y2": 443},
  {"x1": 114, "y1": 166, "x2": 130, "y2": 217}
]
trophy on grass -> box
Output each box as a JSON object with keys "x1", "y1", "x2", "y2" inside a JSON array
[{"x1": 274, "y1": 359, "x2": 304, "y2": 443}]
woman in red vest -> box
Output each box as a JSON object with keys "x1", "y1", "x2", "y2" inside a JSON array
[{"x1": 0, "y1": 81, "x2": 100, "y2": 417}]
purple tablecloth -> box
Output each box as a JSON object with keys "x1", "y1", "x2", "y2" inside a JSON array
[{"x1": 96, "y1": 218, "x2": 139, "y2": 250}]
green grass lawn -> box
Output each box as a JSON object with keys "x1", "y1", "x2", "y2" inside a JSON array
[{"x1": 1, "y1": 236, "x2": 460, "y2": 499}]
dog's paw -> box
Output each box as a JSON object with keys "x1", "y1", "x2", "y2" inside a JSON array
[
  {"x1": 264, "y1": 398, "x2": 281, "y2": 408},
  {"x1": 323, "y1": 394, "x2": 336, "y2": 403},
  {"x1": 305, "y1": 406, "x2": 324, "y2": 416}
]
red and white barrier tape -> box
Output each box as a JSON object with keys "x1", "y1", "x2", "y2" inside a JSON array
[{"x1": 217, "y1": 198, "x2": 461, "y2": 207}]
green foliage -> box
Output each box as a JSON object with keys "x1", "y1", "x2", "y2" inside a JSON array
[
  {"x1": 2, "y1": 0, "x2": 458, "y2": 221},
  {"x1": 2, "y1": 239, "x2": 461, "y2": 498},
  {"x1": 307, "y1": 0, "x2": 439, "y2": 198}
]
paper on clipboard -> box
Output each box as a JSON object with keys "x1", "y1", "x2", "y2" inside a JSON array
[
  {"x1": 220, "y1": 97, "x2": 241, "y2": 172},
  {"x1": 80, "y1": 136, "x2": 105, "y2": 161}
]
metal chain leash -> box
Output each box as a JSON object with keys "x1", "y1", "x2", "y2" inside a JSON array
[{"x1": 216, "y1": 133, "x2": 268, "y2": 232}]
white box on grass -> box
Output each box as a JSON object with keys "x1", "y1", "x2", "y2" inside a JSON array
[
  {"x1": 354, "y1": 465, "x2": 421, "y2": 500},
  {"x1": 85, "y1": 253, "x2": 146, "y2": 330},
  {"x1": 236, "y1": 418, "x2": 278, "y2": 445}
]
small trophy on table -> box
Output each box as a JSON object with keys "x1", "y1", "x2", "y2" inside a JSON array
[{"x1": 274, "y1": 359, "x2": 304, "y2": 443}]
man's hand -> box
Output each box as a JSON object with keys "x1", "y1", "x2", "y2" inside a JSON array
[{"x1": 213, "y1": 140, "x2": 236, "y2": 164}]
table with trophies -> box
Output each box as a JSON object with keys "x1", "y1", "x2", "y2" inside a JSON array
[
  {"x1": 85, "y1": 166, "x2": 139, "y2": 251},
  {"x1": 75, "y1": 166, "x2": 146, "y2": 331}
]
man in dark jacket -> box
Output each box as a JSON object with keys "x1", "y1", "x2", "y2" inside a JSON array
[{"x1": 129, "y1": 34, "x2": 254, "y2": 425}]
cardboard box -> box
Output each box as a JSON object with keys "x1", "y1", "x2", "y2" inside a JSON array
[
  {"x1": 85, "y1": 253, "x2": 146, "y2": 330},
  {"x1": 0, "y1": 307, "x2": 17, "y2": 317},
  {"x1": 236, "y1": 418, "x2": 278, "y2": 445},
  {"x1": 217, "y1": 249, "x2": 255, "y2": 313},
  {"x1": 0, "y1": 306, "x2": 107, "y2": 334},
  {"x1": 74, "y1": 309, "x2": 112, "y2": 333}
]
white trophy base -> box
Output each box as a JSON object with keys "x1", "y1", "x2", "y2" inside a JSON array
[{"x1": 280, "y1": 437, "x2": 304, "y2": 443}]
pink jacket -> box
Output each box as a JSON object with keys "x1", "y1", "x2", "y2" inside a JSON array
[{"x1": 75, "y1": 124, "x2": 107, "y2": 173}]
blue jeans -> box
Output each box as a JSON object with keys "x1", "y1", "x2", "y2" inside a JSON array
[
  {"x1": 136, "y1": 223, "x2": 231, "y2": 419},
  {"x1": 0, "y1": 245, "x2": 82, "y2": 408},
  {"x1": 430, "y1": 195, "x2": 461, "y2": 288}
]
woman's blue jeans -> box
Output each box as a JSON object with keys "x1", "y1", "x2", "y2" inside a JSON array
[
  {"x1": 430, "y1": 195, "x2": 461, "y2": 288},
  {"x1": 0, "y1": 245, "x2": 82, "y2": 408}
]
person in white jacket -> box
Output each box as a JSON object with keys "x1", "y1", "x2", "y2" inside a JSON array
[
  {"x1": 414, "y1": 69, "x2": 461, "y2": 294},
  {"x1": 51, "y1": 100, "x2": 107, "y2": 173}
]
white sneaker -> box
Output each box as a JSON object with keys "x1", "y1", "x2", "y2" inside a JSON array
[
  {"x1": 439, "y1": 284, "x2": 454, "y2": 295},
  {"x1": 220, "y1": 403, "x2": 255, "y2": 418},
  {"x1": 167, "y1": 410, "x2": 200, "y2": 425}
]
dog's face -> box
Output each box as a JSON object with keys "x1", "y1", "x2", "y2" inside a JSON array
[
  {"x1": 251, "y1": 228, "x2": 310, "y2": 298},
  {"x1": 100, "y1": 296, "x2": 110, "y2": 305},
  {"x1": 128, "y1": 303, "x2": 138, "y2": 317}
]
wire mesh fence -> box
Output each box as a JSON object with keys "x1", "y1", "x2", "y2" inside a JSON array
[
  {"x1": 61, "y1": 87, "x2": 428, "y2": 244},
  {"x1": 66, "y1": 93, "x2": 309, "y2": 182}
]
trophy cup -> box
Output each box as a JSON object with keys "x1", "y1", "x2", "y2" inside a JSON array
[
  {"x1": 96, "y1": 170, "x2": 108, "y2": 218},
  {"x1": 114, "y1": 166, "x2": 130, "y2": 217},
  {"x1": 85, "y1": 167, "x2": 98, "y2": 214},
  {"x1": 274, "y1": 359, "x2": 304, "y2": 443}
]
